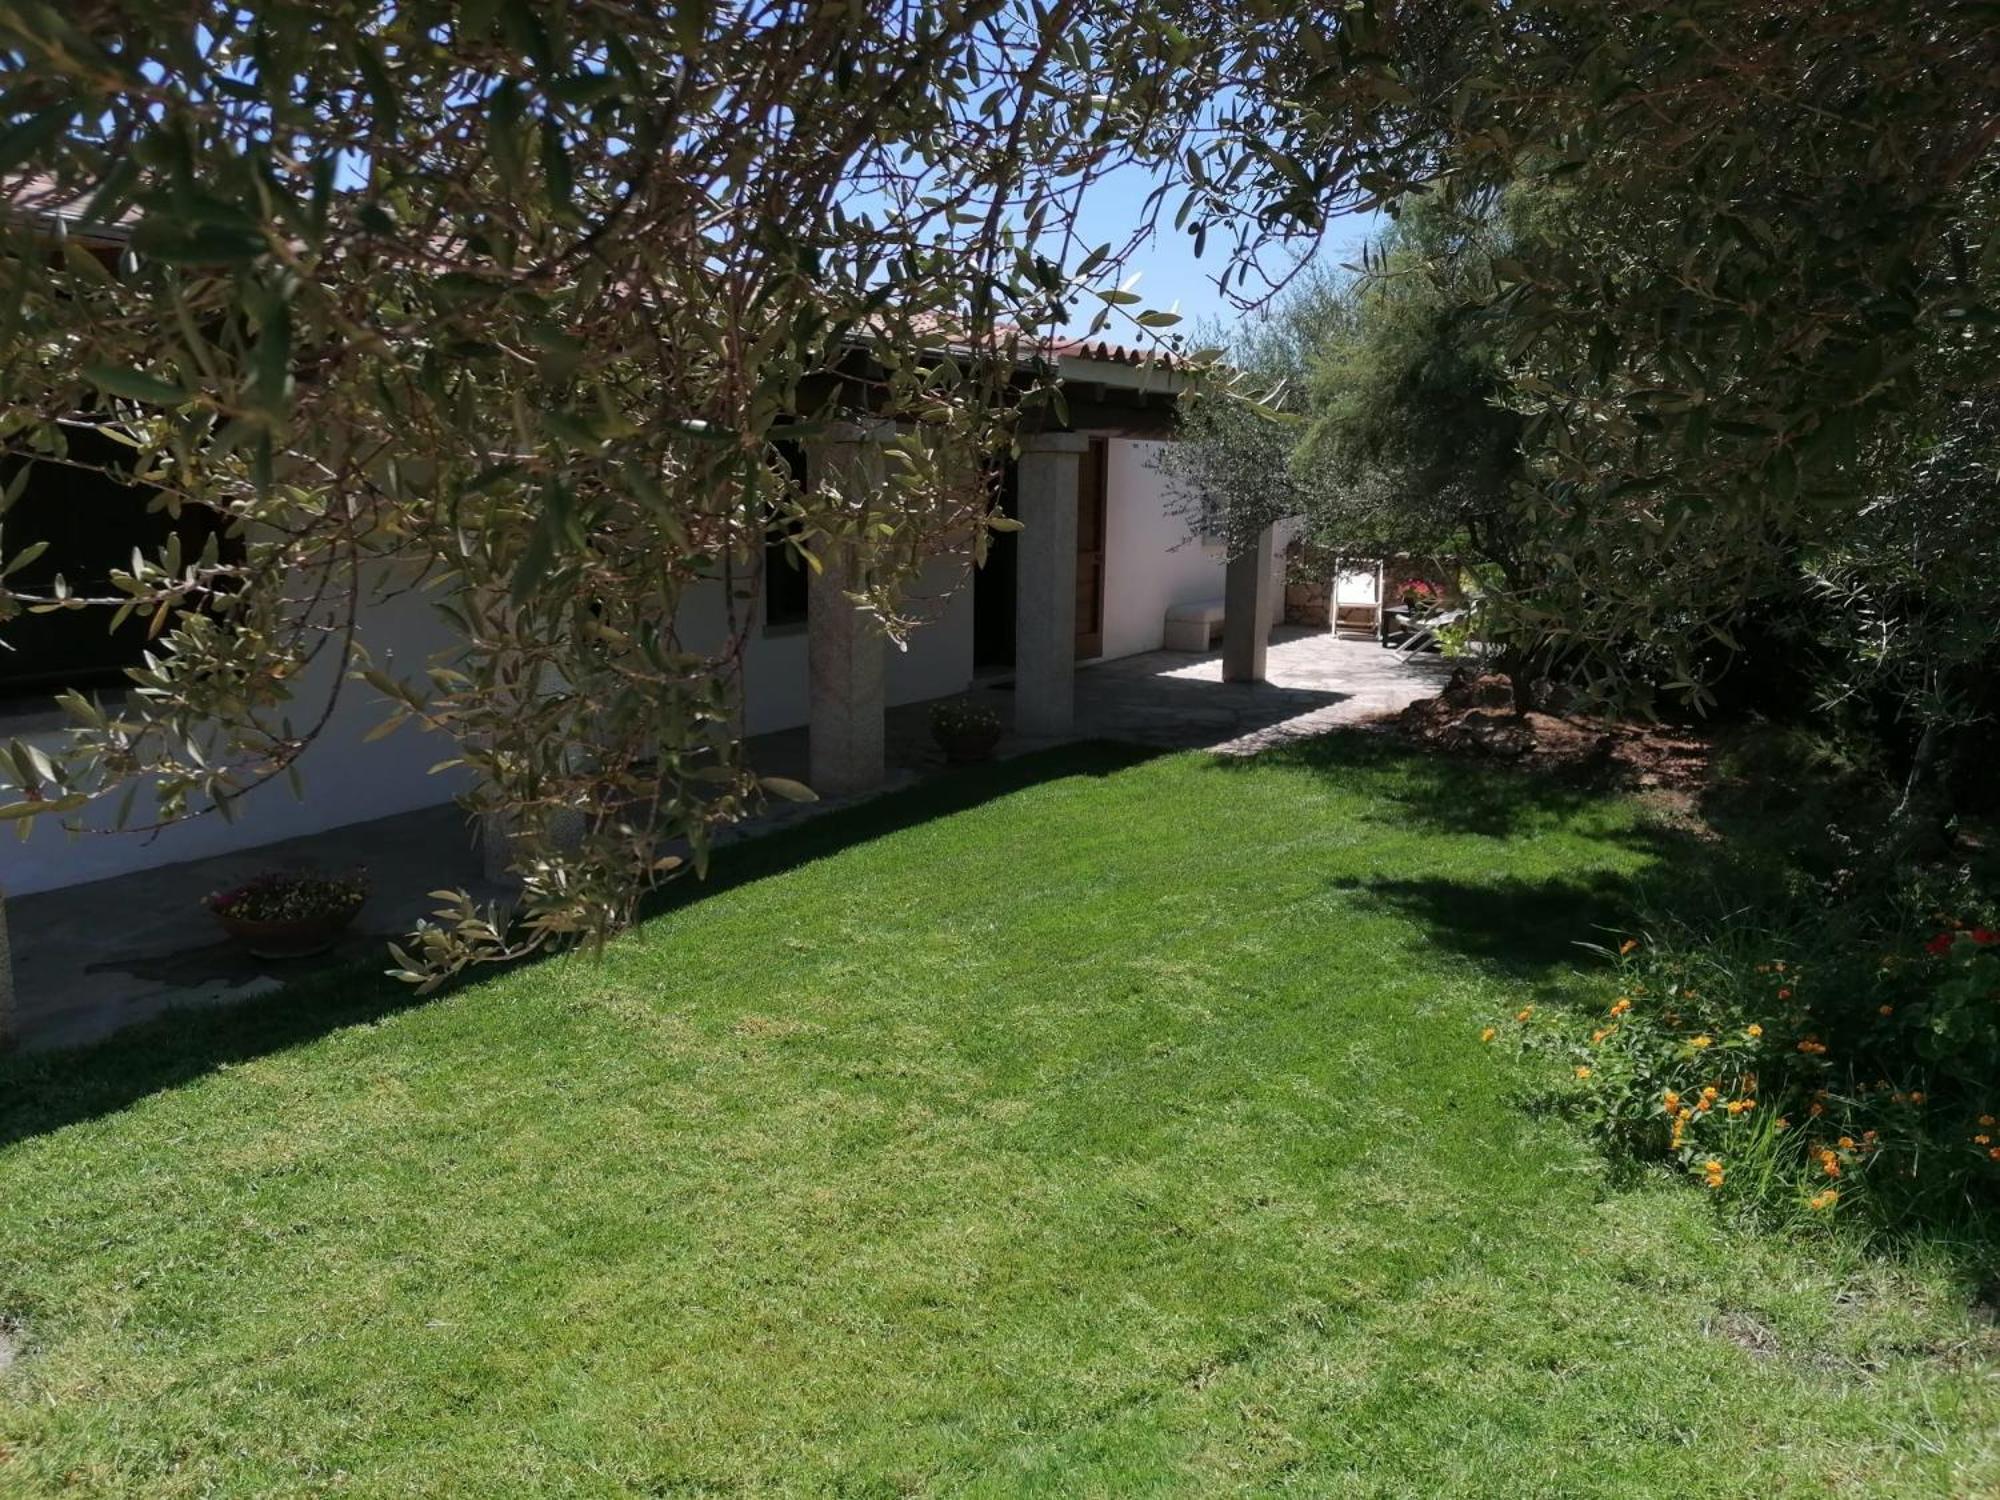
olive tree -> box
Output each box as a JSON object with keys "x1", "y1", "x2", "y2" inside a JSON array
[{"x1": 0, "y1": 0, "x2": 1306, "y2": 983}]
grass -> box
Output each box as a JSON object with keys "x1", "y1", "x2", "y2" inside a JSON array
[{"x1": 1, "y1": 737, "x2": 1995, "y2": 1497}]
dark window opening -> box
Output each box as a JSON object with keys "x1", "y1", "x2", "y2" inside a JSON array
[
  {"x1": 971, "y1": 457, "x2": 1018, "y2": 671},
  {"x1": 764, "y1": 440, "x2": 810, "y2": 629},
  {"x1": 0, "y1": 427, "x2": 232, "y2": 704}
]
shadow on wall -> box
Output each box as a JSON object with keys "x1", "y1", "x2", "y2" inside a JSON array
[{"x1": 0, "y1": 741, "x2": 1163, "y2": 1152}]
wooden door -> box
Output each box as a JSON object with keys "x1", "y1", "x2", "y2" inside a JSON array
[{"x1": 1075, "y1": 438, "x2": 1107, "y2": 659}]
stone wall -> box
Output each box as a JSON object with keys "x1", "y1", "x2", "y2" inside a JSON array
[{"x1": 1285, "y1": 579, "x2": 1331, "y2": 628}]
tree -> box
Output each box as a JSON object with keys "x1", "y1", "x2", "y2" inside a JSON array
[
  {"x1": 1195, "y1": 0, "x2": 2000, "y2": 708},
  {"x1": 0, "y1": 0, "x2": 1287, "y2": 983},
  {"x1": 4, "y1": 0, "x2": 1997, "y2": 978}
]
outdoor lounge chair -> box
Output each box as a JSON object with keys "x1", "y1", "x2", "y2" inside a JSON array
[{"x1": 1394, "y1": 606, "x2": 1469, "y2": 660}]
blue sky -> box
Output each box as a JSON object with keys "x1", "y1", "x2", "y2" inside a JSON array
[{"x1": 1056, "y1": 162, "x2": 1383, "y2": 342}]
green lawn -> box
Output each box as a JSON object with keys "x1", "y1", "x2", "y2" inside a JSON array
[{"x1": 1, "y1": 738, "x2": 1994, "y2": 1497}]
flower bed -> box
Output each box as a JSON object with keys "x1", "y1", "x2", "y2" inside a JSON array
[{"x1": 1492, "y1": 914, "x2": 2000, "y2": 1224}]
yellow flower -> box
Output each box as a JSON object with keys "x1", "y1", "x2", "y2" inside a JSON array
[
  {"x1": 1975, "y1": 1135, "x2": 1992, "y2": 1147},
  {"x1": 1516, "y1": 1007, "x2": 1534, "y2": 1023},
  {"x1": 1981, "y1": 1115, "x2": 1996, "y2": 1128},
  {"x1": 1746, "y1": 1024, "x2": 1763, "y2": 1038},
  {"x1": 1691, "y1": 1034, "x2": 1713, "y2": 1050},
  {"x1": 1480, "y1": 1026, "x2": 1497, "y2": 1043},
  {"x1": 1702, "y1": 1159, "x2": 1725, "y2": 1189},
  {"x1": 1838, "y1": 1136, "x2": 1856, "y2": 1150},
  {"x1": 1609, "y1": 997, "x2": 1633, "y2": 1018},
  {"x1": 1575, "y1": 1066, "x2": 1592, "y2": 1080},
  {"x1": 1819, "y1": 1150, "x2": 1841, "y2": 1178},
  {"x1": 1776, "y1": 1116, "x2": 1791, "y2": 1130},
  {"x1": 1809, "y1": 1189, "x2": 1838, "y2": 1211}
]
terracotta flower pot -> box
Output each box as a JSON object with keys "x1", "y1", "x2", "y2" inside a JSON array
[
  {"x1": 937, "y1": 724, "x2": 1003, "y2": 764},
  {"x1": 205, "y1": 870, "x2": 368, "y2": 960},
  {"x1": 211, "y1": 907, "x2": 360, "y2": 960}
]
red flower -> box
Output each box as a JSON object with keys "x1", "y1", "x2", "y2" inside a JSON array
[
  {"x1": 1926, "y1": 931, "x2": 1955, "y2": 956},
  {"x1": 1971, "y1": 928, "x2": 1997, "y2": 945}
]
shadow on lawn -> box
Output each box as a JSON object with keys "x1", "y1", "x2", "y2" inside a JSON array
[
  {"x1": 1211, "y1": 729, "x2": 1712, "y2": 978},
  {"x1": 1323, "y1": 871, "x2": 1648, "y2": 980},
  {"x1": 0, "y1": 741, "x2": 1159, "y2": 1152}
]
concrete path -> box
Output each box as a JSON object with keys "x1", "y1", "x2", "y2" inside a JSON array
[{"x1": 5, "y1": 628, "x2": 1452, "y2": 1052}]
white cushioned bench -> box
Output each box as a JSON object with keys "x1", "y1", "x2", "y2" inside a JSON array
[{"x1": 1163, "y1": 598, "x2": 1225, "y2": 652}]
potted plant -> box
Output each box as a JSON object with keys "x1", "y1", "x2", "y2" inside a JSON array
[
  {"x1": 930, "y1": 698, "x2": 1004, "y2": 764},
  {"x1": 205, "y1": 869, "x2": 368, "y2": 959},
  {"x1": 1400, "y1": 578, "x2": 1439, "y2": 614}
]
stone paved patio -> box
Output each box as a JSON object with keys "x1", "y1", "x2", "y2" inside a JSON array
[{"x1": 5, "y1": 627, "x2": 1453, "y2": 1052}]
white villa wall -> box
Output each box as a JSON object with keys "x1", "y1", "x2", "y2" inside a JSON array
[
  {"x1": 2, "y1": 433, "x2": 1247, "y2": 895},
  {"x1": 0, "y1": 563, "x2": 472, "y2": 897},
  {"x1": 1099, "y1": 437, "x2": 1243, "y2": 660},
  {"x1": 679, "y1": 550, "x2": 976, "y2": 737}
]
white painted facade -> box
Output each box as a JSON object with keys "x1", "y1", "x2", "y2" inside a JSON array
[{"x1": 1, "y1": 433, "x2": 1243, "y2": 896}]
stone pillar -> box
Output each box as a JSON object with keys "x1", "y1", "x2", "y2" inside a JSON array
[
  {"x1": 1223, "y1": 524, "x2": 1277, "y2": 683},
  {"x1": 807, "y1": 425, "x2": 891, "y2": 795},
  {"x1": 1014, "y1": 432, "x2": 1089, "y2": 736}
]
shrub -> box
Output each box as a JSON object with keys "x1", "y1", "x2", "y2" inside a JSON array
[{"x1": 1491, "y1": 903, "x2": 2000, "y2": 1228}]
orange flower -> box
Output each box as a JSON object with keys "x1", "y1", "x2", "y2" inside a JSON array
[
  {"x1": 1480, "y1": 1027, "x2": 1497, "y2": 1043},
  {"x1": 1981, "y1": 1115, "x2": 1996, "y2": 1127},
  {"x1": 1575, "y1": 1066, "x2": 1593, "y2": 1080},
  {"x1": 1838, "y1": 1136, "x2": 1856, "y2": 1150},
  {"x1": 1702, "y1": 1159, "x2": 1725, "y2": 1189},
  {"x1": 1591, "y1": 1027, "x2": 1614, "y2": 1045},
  {"x1": 1663, "y1": 1090, "x2": 1681, "y2": 1113},
  {"x1": 1775, "y1": 1117, "x2": 1791, "y2": 1131},
  {"x1": 1620, "y1": 939, "x2": 1639, "y2": 956},
  {"x1": 1990, "y1": 1147, "x2": 2000, "y2": 1162},
  {"x1": 1809, "y1": 1102, "x2": 1825, "y2": 1117},
  {"x1": 1691, "y1": 1034, "x2": 1713, "y2": 1050},
  {"x1": 1796, "y1": 1038, "x2": 1827, "y2": 1055},
  {"x1": 1975, "y1": 1135, "x2": 1992, "y2": 1147},
  {"x1": 1909, "y1": 1091, "x2": 1926, "y2": 1105},
  {"x1": 1878, "y1": 1004, "x2": 1895, "y2": 1017},
  {"x1": 1609, "y1": 997, "x2": 1633, "y2": 1018},
  {"x1": 1809, "y1": 1189, "x2": 1838, "y2": 1211},
  {"x1": 1516, "y1": 1007, "x2": 1534, "y2": 1023},
  {"x1": 1745, "y1": 1024, "x2": 1763, "y2": 1039},
  {"x1": 1819, "y1": 1150, "x2": 1841, "y2": 1178}
]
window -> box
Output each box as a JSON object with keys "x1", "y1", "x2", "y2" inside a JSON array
[
  {"x1": 764, "y1": 440, "x2": 809, "y2": 630},
  {"x1": 0, "y1": 427, "x2": 232, "y2": 703}
]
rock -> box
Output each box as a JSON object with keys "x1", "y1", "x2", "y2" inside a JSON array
[
  {"x1": 1529, "y1": 677, "x2": 1577, "y2": 713},
  {"x1": 1445, "y1": 708, "x2": 1535, "y2": 759}
]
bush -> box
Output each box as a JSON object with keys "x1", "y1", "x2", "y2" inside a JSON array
[{"x1": 1491, "y1": 900, "x2": 2000, "y2": 1228}]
